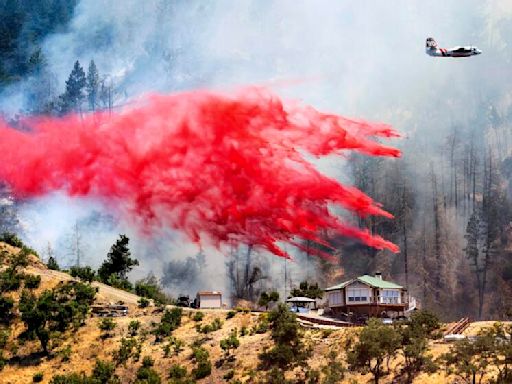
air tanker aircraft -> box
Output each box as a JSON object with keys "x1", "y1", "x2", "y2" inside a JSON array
[{"x1": 426, "y1": 37, "x2": 482, "y2": 57}]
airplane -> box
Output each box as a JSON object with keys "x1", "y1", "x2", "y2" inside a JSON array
[{"x1": 425, "y1": 37, "x2": 482, "y2": 57}]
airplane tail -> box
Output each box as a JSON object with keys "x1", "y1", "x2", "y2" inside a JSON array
[{"x1": 426, "y1": 37, "x2": 438, "y2": 49}]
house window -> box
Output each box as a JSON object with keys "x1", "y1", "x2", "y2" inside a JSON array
[
  {"x1": 329, "y1": 291, "x2": 343, "y2": 305},
  {"x1": 347, "y1": 288, "x2": 370, "y2": 302},
  {"x1": 380, "y1": 290, "x2": 400, "y2": 304}
]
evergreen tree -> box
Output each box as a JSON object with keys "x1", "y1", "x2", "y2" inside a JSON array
[
  {"x1": 98, "y1": 235, "x2": 138, "y2": 283},
  {"x1": 86, "y1": 60, "x2": 99, "y2": 111},
  {"x1": 60, "y1": 60, "x2": 86, "y2": 113}
]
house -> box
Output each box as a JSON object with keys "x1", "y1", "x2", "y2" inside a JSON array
[
  {"x1": 196, "y1": 291, "x2": 222, "y2": 309},
  {"x1": 324, "y1": 273, "x2": 408, "y2": 318}
]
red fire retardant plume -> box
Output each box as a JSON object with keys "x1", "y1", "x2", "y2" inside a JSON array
[{"x1": 0, "y1": 87, "x2": 401, "y2": 258}]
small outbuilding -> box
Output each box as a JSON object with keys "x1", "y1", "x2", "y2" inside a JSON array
[
  {"x1": 196, "y1": 291, "x2": 222, "y2": 309},
  {"x1": 286, "y1": 296, "x2": 317, "y2": 313}
]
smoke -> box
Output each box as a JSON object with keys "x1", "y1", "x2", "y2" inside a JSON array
[
  {"x1": 0, "y1": 88, "x2": 399, "y2": 261},
  {"x1": 2, "y1": 0, "x2": 512, "y2": 294}
]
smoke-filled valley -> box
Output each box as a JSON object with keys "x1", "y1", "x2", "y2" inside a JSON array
[{"x1": 1, "y1": 0, "x2": 512, "y2": 323}]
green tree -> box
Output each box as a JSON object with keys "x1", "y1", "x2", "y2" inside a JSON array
[
  {"x1": 0, "y1": 295, "x2": 14, "y2": 324},
  {"x1": 347, "y1": 318, "x2": 400, "y2": 384},
  {"x1": 47, "y1": 256, "x2": 60, "y2": 271},
  {"x1": 134, "y1": 356, "x2": 161, "y2": 384},
  {"x1": 70, "y1": 266, "x2": 96, "y2": 282},
  {"x1": 98, "y1": 235, "x2": 138, "y2": 285},
  {"x1": 259, "y1": 304, "x2": 311, "y2": 371},
  {"x1": 90, "y1": 359, "x2": 120, "y2": 383},
  {"x1": 60, "y1": 60, "x2": 86, "y2": 113},
  {"x1": 19, "y1": 282, "x2": 96, "y2": 354},
  {"x1": 86, "y1": 60, "x2": 99, "y2": 111},
  {"x1": 98, "y1": 318, "x2": 116, "y2": 339},
  {"x1": 220, "y1": 328, "x2": 240, "y2": 357},
  {"x1": 258, "y1": 291, "x2": 280, "y2": 310},
  {"x1": 290, "y1": 281, "x2": 323, "y2": 299},
  {"x1": 439, "y1": 334, "x2": 494, "y2": 384},
  {"x1": 399, "y1": 311, "x2": 440, "y2": 383}
]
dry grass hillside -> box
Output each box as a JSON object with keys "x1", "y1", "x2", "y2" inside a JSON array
[{"x1": 0, "y1": 242, "x2": 509, "y2": 384}]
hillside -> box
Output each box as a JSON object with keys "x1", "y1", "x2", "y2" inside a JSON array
[{"x1": 0, "y1": 242, "x2": 510, "y2": 384}]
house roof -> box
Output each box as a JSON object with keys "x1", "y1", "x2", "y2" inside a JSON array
[
  {"x1": 325, "y1": 274, "x2": 403, "y2": 291},
  {"x1": 286, "y1": 297, "x2": 316, "y2": 303}
]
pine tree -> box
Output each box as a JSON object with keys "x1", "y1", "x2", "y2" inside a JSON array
[
  {"x1": 86, "y1": 60, "x2": 99, "y2": 111},
  {"x1": 98, "y1": 235, "x2": 138, "y2": 282},
  {"x1": 60, "y1": 60, "x2": 86, "y2": 113}
]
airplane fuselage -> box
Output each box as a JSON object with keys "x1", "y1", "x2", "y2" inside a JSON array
[{"x1": 426, "y1": 46, "x2": 482, "y2": 57}]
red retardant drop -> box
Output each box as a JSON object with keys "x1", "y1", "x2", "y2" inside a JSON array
[{"x1": 0, "y1": 87, "x2": 401, "y2": 258}]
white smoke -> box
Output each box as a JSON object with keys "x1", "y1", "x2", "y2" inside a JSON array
[{"x1": 3, "y1": 0, "x2": 512, "y2": 295}]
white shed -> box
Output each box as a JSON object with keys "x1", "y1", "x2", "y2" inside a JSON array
[{"x1": 196, "y1": 291, "x2": 222, "y2": 309}]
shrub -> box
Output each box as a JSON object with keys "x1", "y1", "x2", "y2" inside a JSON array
[
  {"x1": 259, "y1": 304, "x2": 310, "y2": 370},
  {"x1": 135, "y1": 274, "x2": 171, "y2": 304},
  {"x1": 223, "y1": 370, "x2": 235, "y2": 380},
  {"x1": 138, "y1": 297, "x2": 150, "y2": 308},
  {"x1": 169, "y1": 364, "x2": 187, "y2": 379},
  {"x1": 192, "y1": 311, "x2": 204, "y2": 322},
  {"x1": 0, "y1": 270, "x2": 22, "y2": 292},
  {"x1": 114, "y1": 337, "x2": 137, "y2": 366},
  {"x1": 0, "y1": 232, "x2": 24, "y2": 248},
  {"x1": 0, "y1": 296, "x2": 14, "y2": 324},
  {"x1": 47, "y1": 256, "x2": 60, "y2": 271},
  {"x1": 198, "y1": 317, "x2": 223, "y2": 334},
  {"x1": 220, "y1": 328, "x2": 240, "y2": 357},
  {"x1": 98, "y1": 317, "x2": 116, "y2": 338},
  {"x1": 153, "y1": 308, "x2": 182, "y2": 341},
  {"x1": 128, "y1": 320, "x2": 140, "y2": 336},
  {"x1": 24, "y1": 274, "x2": 41, "y2": 289},
  {"x1": 0, "y1": 328, "x2": 9, "y2": 349},
  {"x1": 193, "y1": 359, "x2": 211, "y2": 379},
  {"x1": 226, "y1": 310, "x2": 236, "y2": 319},
  {"x1": 135, "y1": 359, "x2": 161, "y2": 384},
  {"x1": 347, "y1": 318, "x2": 401, "y2": 384},
  {"x1": 70, "y1": 266, "x2": 96, "y2": 282},
  {"x1": 33, "y1": 372, "x2": 44, "y2": 382},
  {"x1": 90, "y1": 359, "x2": 119, "y2": 383},
  {"x1": 59, "y1": 345, "x2": 72, "y2": 362}
]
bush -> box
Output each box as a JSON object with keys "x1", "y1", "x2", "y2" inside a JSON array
[
  {"x1": 0, "y1": 295, "x2": 14, "y2": 324},
  {"x1": 0, "y1": 270, "x2": 22, "y2": 292},
  {"x1": 114, "y1": 337, "x2": 137, "y2": 366},
  {"x1": 33, "y1": 372, "x2": 44, "y2": 382},
  {"x1": 193, "y1": 360, "x2": 211, "y2": 379},
  {"x1": 138, "y1": 297, "x2": 150, "y2": 308},
  {"x1": 59, "y1": 345, "x2": 72, "y2": 362},
  {"x1": 47, "y1": 256, "x2": 60, "y2": 271},
  {"x1": 24, "y1": 274, "x2": 41, "y2": 289},
  {"x1": 192, "y1": 311, "x2": 204, "y2": 322},
  {"x1": 0, "y1": 328, "x2": 9, "y2": 349},
  {"x1": 128, "y1": 320, "x2": 140, "y2": 336},
  {"x1": 220, "y1": 328, "x2": 240, "y2": 357},
  {"x1": 0, "y1": 232, "x2": 24, "y2": 248},
  {"x1": 258, "y1": 304, "x2": 310, "y2": 370},
  {"x1": 224, "y1": 370, "x2": 235, "y2": 380},
  {"x1": 169, "y1": 364, "x2": 187, "y2": 379},
  {"x1": 226, "y1": 310, "x2": 236, "y2": 319},
  {"x1": 198, "y1": 317, "x2": 223, "y2": 334},
  {"x1": 153, "y1": 308, "x2": 182, "y2": 341},
  {"x1": 98, "y1": 318, "x2": 116, "y2": 338},
  {"x1": 90, "y1": 359, "x2": 119, "y2": 383},
  {"x1": 70, "y1": 266, "x2": 96, "y2": 283},
  {"x1": 135, "y1": 274, "x2": 171, "y2": 304}
]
